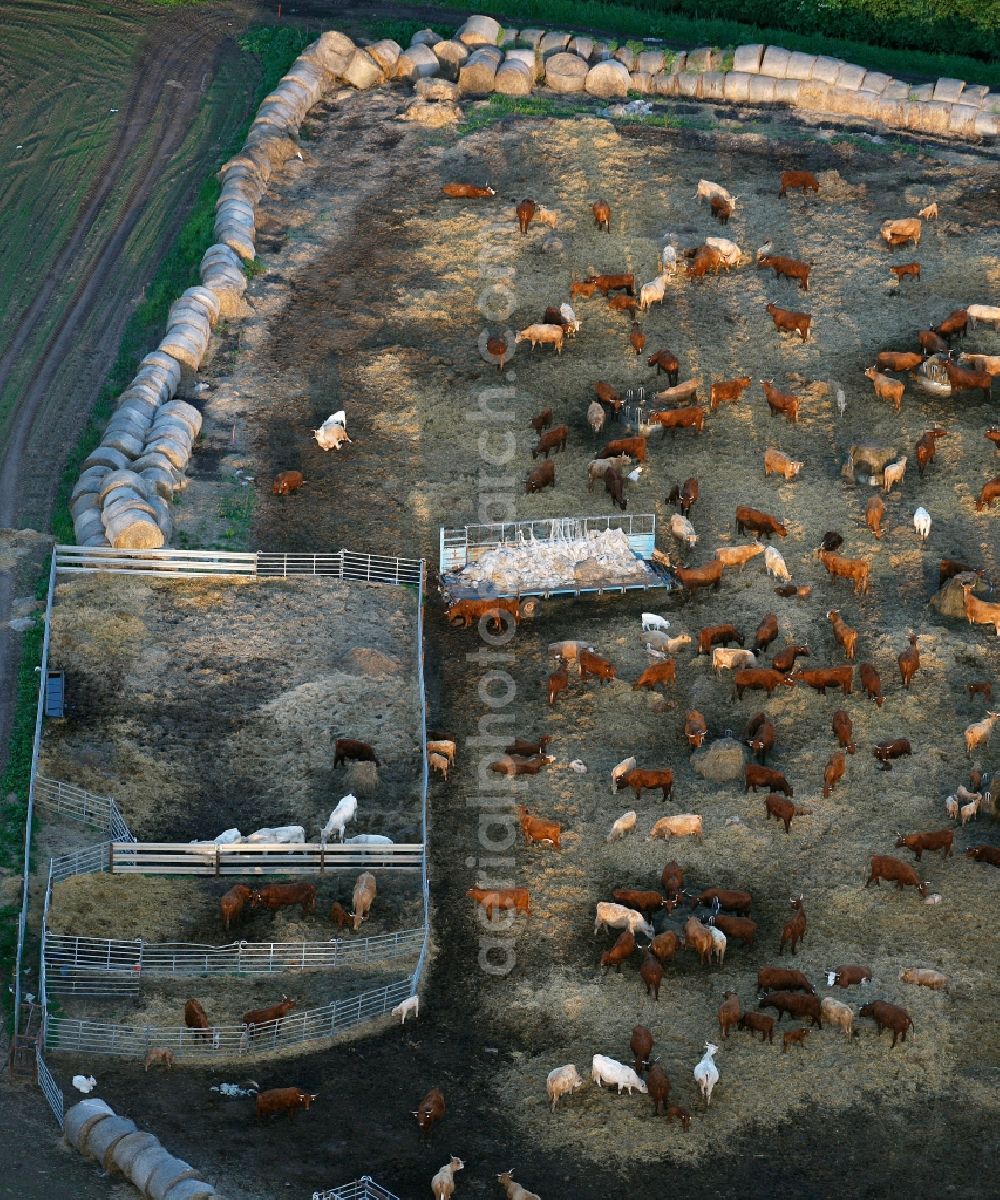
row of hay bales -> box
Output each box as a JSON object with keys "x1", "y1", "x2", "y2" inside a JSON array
[
  {"x1": 63, "y1": 1098, "x2": 222, "y2": 1200},
  {"x1": 71, "y1": 29, "x2": 367, "y2": 550},
  {"x1": 379, "y1": 14, "x2": 998, "y2": 139}
]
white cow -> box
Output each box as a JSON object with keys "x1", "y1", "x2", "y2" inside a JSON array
[
  {"x1": 313, "y1": 415, "x2": 352, "y2": 451},
  {"x1": 642, "y1": 613, "x2": 670, "y2": 632},
  {"x1": 606, "y1": 810, "x2": 637, "y2": 842},
  {"x1": 693, "y1": 1042, "x2": 720, "y2": 1106},
  {"x1": 913, "y1": 507, "x2": 931, "y2": 540},
  {"x1": 764, "y1": 545, "x2": 791, "y2": 581},
  {"x1": 546, "y1": 1063, "x2": 584, "y2": 1110},
  {"x1": 320, "y1": 794, "x2": 358, "y2": 844},
  {"x1": 591, "y1": 1054, "x2": 648, "y2": 1095},
  {"x1": 705, "y1": 236, "x2": 742, "y2": 265},
  {"x1": 345, "y1": 833, "x2": 393, "y2": 845},
  {"x1": 593, "y1": 903, "x2": 654, "y2": 939},
  {"x1": 243, "y1": 825, "x2": 305, "y2": 843},
  {"x1": 670, "y1": 513, "x2": 698, "y2": 548},
  {"x1": 708, "y1": 926, "x2": 727, "y2": 965},
  {"x1": 696, "y1": 180, "x2": 737, "y2": 209},
  {"x1": 967, "y1": 303, "x2": 1000, "y2": 331},
  {"x1": 191, "y1": 827, "x2": 242, "y2": 845},
  {"x1": 391, "y1": 995, "x2": 419, "y2": 1023},
  {"x1": 639, "y1": 273, "x2": 669, "y2": 311},
  {"x1": 559, "y1": 302, "x2": 581, "y2": 335},
  {"x1": 611, "y1": 756, "x2": 636, "y2": 794}
]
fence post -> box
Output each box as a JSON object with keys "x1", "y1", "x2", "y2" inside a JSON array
[{"x1": 214, "y1": 845, "x2": 220, "y2": 877}]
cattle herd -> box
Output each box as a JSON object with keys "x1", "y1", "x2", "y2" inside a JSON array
[{"x1": 399, "y1": 169, "x2": 1000, "y2": 1183}]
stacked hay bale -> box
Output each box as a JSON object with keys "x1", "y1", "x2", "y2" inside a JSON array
[{"x1": 64, "y1": 1099, "x2": 224, "y2": 1199}]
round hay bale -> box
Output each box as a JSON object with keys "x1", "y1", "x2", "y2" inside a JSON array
[
  {"x1": 539, "y1": 31, "x2": 571, "y2": 58},
  {"x1": 630, "y1": 71, "x2": 655, "y2": 94},
  {"x1": 106, "y1": 411, "x2": 153, "y2": 440},
  {"x1": 141, "y1": 467, "x2": 180, "y2": 500},
  {"x1": 975, "y1": 111, "x2": 999, "y2": 136},
  {"x1": 692, "y1": 738, "x2": 747, "y2": 782},
  {"x1": 637, "y1": 49, "x2": 665, "y2": 75},
  {"x1": 613, "y1": 46, "x2": 638, "y2": 72},
  {"x1": 396, "y1": 43, "x2": 440, "y2": 82},
  {"x1": 110, "y1": 1132, "x2": 160, "y2": 1177},
  {"x1": 415, "y1": 77, "x2": 459, "y2": 101},
  {"x1": 73, "y1": 509, "x2": 105, "y2": 544},
  {"x1": 347, "y1": 759, "x2": 379, "y2": 796},
  {"x1": 733, "y1": 44, "x2": 765, "y2": 73},
  {"x1": 949, "y1": 103, "x2": 979, "y2": 134},
  {"x1": 117, "y1": 385, "x2": 163, "y2": 413},
  {"x1": 834, "y1": 61, "x2": 866, "y2": 90},
  {"x1": 130, "y1": 369, "x2": 174, "y2": 406},
  {"x1": 545, "y1": 52, "x2": 588, "y2": 93},
  {"x1": 810, "y1": 55, "x2": 845, "y2": 85},
  {"x1": 409, "y1": 28, "x2": 442, "y2": 48},
  {"x1": 932, "y1": 76, "x2": 966, "y2": 103},
  {"x1": 518, "y1": 28, "x2": 545, "y2": 50},
  {"x1": 504, "y1": 47, "x2": 539, "y2": 80},
  {"x1": 701, "y1": 71, "x2": 726, "y2": 101},
  {"x1": 64, "y1": 1099, "x2": 116, "y2": 1152},
  {"x1": 368, "y1": 39, "x2": 401, "y2": 75},
  {"x1": 306, "y1": 30, "x2": 356, "y2": 76},
  {"x1": 244, "y1": 128, "x2": 300, "y2": 170},
  {"x1": 774, "y1": 78, "x2": 801, "y2": 103},
  {"x1": 80, "y1": 531, "x2": 111, "y2": 547},
  {"x1": 456, "y1": 14, "x2": 502, "y2": 46},
  {"x1": 147, "y1": 1157, "x2": 200, "y2": 1200},
  {"x1": 860, "y1": 69, "x2": 892, "y2": 94},
  {"x1": 433, "y1": 39, "x2": 470, "y2": 82},
  {"x1": 102, "y1": 430, "x2": 144, "y2": 459},
  {"x1": 104, "y1": 512, "x2": 165, "y2": 550},
  {"x1": 459, "y1": 46, "x2": 501, "y2": 95},
  {"x1": 494, "y1": 59, "x2": 532, "y2": 96},
  {"x1": 147, "y1": 495, "x2": 173, "y2": 538},
  {"x1": 98, "y1": 469, "x2": 146, "y2": 503},
  {"x1": 70, "y1": 490, "x2": 103, "y2": 519},
  {"x1": 748, "y1": 74, "x2": 777, "y2": 103},
  {"x1": 139, "y1": 350, "x2": 182, "y2": 392},
  {"x1": 71, "y1": 466, "x2": 110, "y2": 502},
  {"x1": 585, "y1": 60, "x2": 629, "y2": 99},
  {"x1": 85, "y1": 1115, "x2": 138, "y2": 1167},
  {"x1": 144, "y1": 437, "x2": 192, "y2": 470},
  {"x1": 132, "y1": 452, "x2": 181, "y2": 477},
  {"x1": 654, "y1": 74, "x2": 679, "y2": 96},
  {"x1": 162, "y1": 1180, "x2": 217, "y2": 1200},
  {"x1": 159, "y1": 400, "x2": 203, "y2": 437},
  {"x1": 569, "y1": 36, "x2": 594, "y2": 60},
  {"x1": 785, "y1": 51, "x2": 817, "y2": 81},
  {"x1": 213, "y1": 223, "x2": 255, "y2": 262},
  {"x1": 103, "y1": 497, "x2": 160, "y2": 526},
  {"x1": 159, "y1": 324, "x2": 210, "y2": 372},
  {"x1": 343, "y1": 48, "x2": 384, "y2": 90},
  {"x1": 677, "y1": 72, "x2": 701, "y2": 98},
  {"x1": 174, "y1": 286, "x2": 221, "y2": 326},
  {"x1": 760, "y1": 46, "x2": 792, "y2": 79},
  {"x1": 83, "y1": 445, "x2": 130, "y2": 473},
  {"x1": 130, "y1": 1145, "x2": 172, "y2": 1194},
  {"x1": 400, "y1": 99, "x2": 460, "y2": 127},
  {"x1": 723, "y1": 71, "x2": 753, "y2": 102}
]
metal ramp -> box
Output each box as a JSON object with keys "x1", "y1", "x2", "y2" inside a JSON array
[{"x1": 8, "y1": 1001, "x2": 41, "y2": 1080}]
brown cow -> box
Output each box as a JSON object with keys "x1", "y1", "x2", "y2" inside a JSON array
[
  {"x1": 674, "y1": 560, "x2": 724, "y2": 595},
  {"x1": 594, "y1": 380, "x2": 624, "y2": 415},
  {"x1": 736, "y1": 506, "x2": 787, "y2": 539},
  {"x1": 735, "y1": 669, "x2": 795, "y2": 699},
  {"x1": 526, "y1": 460, "x2": 556, "y2": 494},
  {"x1": 648, "y1": 348, "x2": 680, "y2": 385},
  {"x1": 442, "y1": 183, "x2": 496, "y2": 199},
  {"x1": 710, "y1": 193, "x2": 732, "y2": 224},
  {"x1": 330, "y1": 901, "x2": 351, "y2": 930},
  {"x1": 898, "y1": 634, "x2": 920, "y2": 689},
  {"x1": 822, "y1": 752, "x2": 846, "y2": 797},
  {"x1": 818, "y1": 550, "x2": 870, "y2": 596},
  {"x1": 746, "y1": 764, "x2": 793, "y2": 796},
  {"x1": 718, "y1": 991, "x2": 741, "y2": 1038},
  {"x1": 414, "y1": 1087, "x2": 446, "y2": 1134},
  {"x1": 779, "y1": 170, "x2": 819, "y2": 197},
  {"x1": 601, "y1": 929, "x2": 637, "y2": 973},
  {"x1": 686, "y1": 245, "x2": 724, "y2": 278},
  {"x1": 771, "y1": 644, "x2": 809, "y2": 673},
  {"x1": 795, "y1": 664, "x2": 854, "y2": 696},
  {"x1": 890, "y1": 262, "x2": 920, "y2": 281},
  {"x1": 683, "y1": 916, "x2": 714, "y2": 966},
  {"x1": 779, "y1": 895, "x2": 806, "y2": 955},
  {"x1": 690, "y1": 887, "x2": 752, "y2": 915},
  {"x1": 761, "y1": 380, "x2": 799, "y2": 423},
  {"x1": 747, "y1": 718, "x2": 776, "y2": 764},
  {"x1": 877, "y1": 351, "x2": 923, "y2": 372},
  {"x1": 649, "y1": 930, "x2": 680, "y2": 964},
  {"x1": 640, "y1": 949, "x2": 664, "y2": 999},
  {"x1": 765, "y1": 303, "x2": 811, "y2": 341},
  {"x1": 667, "y1": 477, "x2": 699, "y2": 515},
  {"x1": 219, "y1": 883, "x2": 253, "y2": 932},
  {"x1": 618, "y1": 767, "x2": 674, "y2": 802},
  {"x1": 466, "y1": 887, "x2": 531, "y2": 919},
  {"x1": 827, "y1": 609, "x2": 858, "y2": 660},
  {"x1": 661, "y1": 861, "x2": 685, "y2": 900},
  {"x1": 828, "y1": 964, "x2": 871, "y2": 987},
  {"x1": 859, "y1": 662, "x2": 884, "y2": 707},
  {"x1": 580, "y1": 649, "x2": 616, "y2": 683},
  {"x1": 698, "y1": 624, "x2": 744, "y2": 655},
  {"x1": 758, "y1": 254, "x2": 810, "y2": 291},
  {"x1": 759, "y1": 990, "x2": 822, "y2": 1027},
  {"x1": 532, "y1": 424, "x2": 568, "y2": 459},
  {"x1": 865, "y1": 855, "x2": 928, "y2": 897},
  {"x1": 710, "y1": 377, "x2": 751, "y2": 409},
  {"x1": 683, "y1": 709, "x2": 708, "y2": 749},
  {"x1": 712, "y1": 913, "x2": 757, "y2": 947},
  {"x1": 613, "y1": 889, "x2": 666, "y2": 913},
  {"x1": 738, "y1": 1012, "x2": 775, "y2": 1043},
  {"x1": 866, "y1": 493, "x2": 886, "y2": 540},
  {"x1": 858, "y1": 1001, "x2": 913, "y2": 1047},
  {"x1": 243, "y1": 994, "x2": 296, "y2": 1034},
  {"x1": 935, "y1": 308, "x2": 968, "y2": 341},
  {"x1": 490, "y1": 753, "x2": 554, "y2": 777},
  {"x1": 630, "y1": 1026, "x2": 653, "y2": 1076},
  {"x1": 765, "y1": 793, "x2": 810, "y2": 833},
  {"x1": 895, "y1": 829, "x2": 953, "y2": 861},
  {"x1": 966, "y1": 844, "x2": 1000, "y2": 866},
  {"x1": 874, "y1": 739, "x2": 911, "y2": 770},
  {"x1": 633, "y1": 659, "x2": 677, "y2": 691},
  {"x1": 649, "y1": 405, "x2": 704, "y2": 434},
  {"x1": 601, "y1": 436, "x2": 648, "y2": 462},
  {"x1": 516, "y1": 805, "x2": 561, "y2": 849},
  {"x1": 184, "y1": 998, "x2": 212, "y2": 1041},
  {"x1": 592, "y1": 199, "x2": 611, "y2": 232},
  {"x1": 647, "y1": 1064, "x2": 672, "y2": 1114},
  {"x1": 915, "y1": 429, "x2": 947, "y2": 476},
  {"x1": 251, "y1": 883, "x2": 316, "y2": 918},
  {"x1": 783, "y1": 1029, "x2": 811, "y2": 1053},
  {"x1": 547, "y1": 664, "x2": 569, "y2": 706},
  {"x1": 608, "y1": 294, "x2": 640, "y2": 314},
  {"x1": 591, "y1": 273, "x2": 635, "y2": 296},
  {"x1": 515, "y1": 199, "x2": 536, "y2": 234},
  {"x1": 944, "y1": 358, "x2": 991, "y2": 400},
  {"x1": 445, "y1": 597, "x2": 520, "y2": 630},
  {"x1": 757, "y1": 967, "x2": 814, "y2": 994},
  {"x1": 976, "y1": 477, "x2": 1000, "y2": 512},
  {"x1": 918, "y1": 329, "x2": 947, "y2": 355},
  {"x1": 272, "y1": 471, "x2": 305, "y2": 495},
  {"x1": 256, "y1": 1087, "x2": 318, "y2": 1122},
  {"x1": 832, "y1": 709, "x2": 856, "y2": 753},
  {"x1": 752, "y1": 614, "x2": 779, "y2": 654},
  {"x1": 334, "y1": 738, "x2": 380, "y2": 767},
  {"x1": 529, "y1": 407, "x2": 554, "y2": 434}
]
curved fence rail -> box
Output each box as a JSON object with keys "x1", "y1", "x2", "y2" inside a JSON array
[
  {"x1": 44, "y1": 927, "x2": 424, "y2": 994},
  {"x1": 45, "y1": 975, "x2": 415, "y2": 1060},
  {"x1": 35, "y1": 777, "x2": 135, "y2": 842}
]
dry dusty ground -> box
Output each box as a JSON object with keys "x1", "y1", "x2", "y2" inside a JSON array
[{"x1": 49, "y1": 91, "x2": 1000, "y2": 1200}]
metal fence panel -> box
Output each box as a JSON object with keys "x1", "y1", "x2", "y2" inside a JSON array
[
  {"x1": 35, "y1": 777, "x2": 135, "y2": 842},
  {"x1": 36, "y1": 1042, "x2": 64, "y2": 1128},
  {"x1": 313, "y1": 1179, "x2": 401, "y2": 1200},
  {"x1": 49, "y1": 842, "x2": 112, "y2": 884}
]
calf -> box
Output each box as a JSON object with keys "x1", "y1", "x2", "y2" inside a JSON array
[
  {"x1": 832, "y1": 709, "x2": 856, "y2": 753},
  {"x1": 529, "y1": 407, "x2": 553, "y2": 434},
  {"x1": 890, "y1": 262, "x2": 920, "y2": 281},
  {"x1": 579, "y1": 649, "x2": 616, "y2": 684},
  {"x1": 827, "y1": 965, "x2": 872, "y2": 988},
  {"x1": 764, "y1": 448, "x2": 803, "y2": 480},
  {"x1": 765, "y1": 793, "x2": 810, "y2": 833},
  {"x1": 779, "y1": 895, "x2": 806, "y2": 956},
  {"x1": 898, "y1": 634, "x2": 920, "y2": 689},
  {"x1": 713, "y1": 647, "x2": 756, "y2": 673},
  {"x1": 646, "y1": 1063, "x2": 672, "y2": 1114},
  {"x1": 758, "y1": 990, "x2": 822, "y2": 1027},
  {"x1": 859, "y1": 662, "x2": 884, "y2": 707},
  {"x1": 758, "y1": 254, "x2": 810, "y2": 290},
  {"x1": 735, "y1": 669, "x2": 795, "y2": 699},
  {"x1": 827, "y1": 609, "x2": 858, "y2": 660},
  {"x1": 865, "y1": 854, "x2": 928, "y2": 897},
  {"x1": 667, "y1": 477, "x2": 699, "y2": 515},
  {"x1": 746, "y1": 764, "x2": 793, "y2": 796},
  {"x1": 516, "y1": 805, "x2": 561, "y2": 850},
  {"x1": 761, "y1": 380, "x2": 799, "y2": 423},
  {"x1": 975, "y1": 477, "x2": 1000, "y2": 512},
  {"x1": 592, "y1": 198, "x2": 611, "y2": 232},
  {"x1": 710, "y1": 193, "x2": 732, "y2": 224},
  {"x1": 822, "y1": 751, "x2": 846, "y2": 797},
  {"x1": 591, "y1": 273, "x2": 635, "y2": 296},
  {"x1": 710, "y1": 376, "x2": 751, "y2": 408},
  {"x1": 272, "y1": 470, "x2": 305, "y2": 495},
  {"x1": 765, "y1": 303, "x2": 811, "y2": 341},
  {"x1": 738, "y1": 1012, "x2": 774, "y2": 1043},
  {"x1": 515, "y1": 198, "x2": 536, "y2": 234},
  {"x1": 783, "y1": 1028, "x2": 810, "y2": 1053},
  {"x1": 858, "y1": 1001, "x2": 913, "y2": 1047},
  {"x1": 604, "y1": 466, "x2": 627, "y2": 512},
  {"x1": 736, "y1": 505, "x2": 787, "y2": 539},
  {"x1": 490, "y1": 753, "x2": 555, "y2": 777},
  {"x1": 779, "y1": 170, "x2": 819, "y2": 197},
  {"x1": 532, "y1": 424, "x2": 568, "y2": 459},
  {"x1": 334, "y1": 738, "x2": 380, "y2": 768},
  {"x1": 633, "y1": 660, "x2": 676, "y2": 691},
  {"x1": 640, "y1": 949, "x2": 664, "y2": 999},
  {"x1": 547, "y1": 663, "x2": 568, "y2": 706},
  {"x1": 866, "y1": 493, "x2": 886, "y2": 540},
  {"x1": 144, "y1": 1047, "x2": 175, "y2": 1072}
]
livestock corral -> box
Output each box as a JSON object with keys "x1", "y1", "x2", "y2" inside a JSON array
[{"x1": 53, "y1": 86, "x2": 1000, "y2": 1199}]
